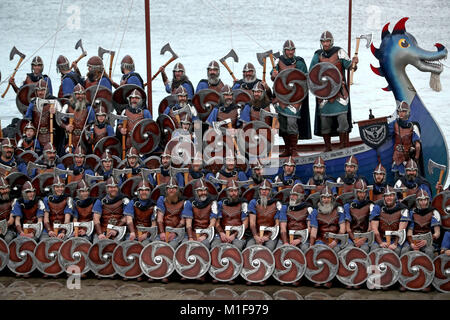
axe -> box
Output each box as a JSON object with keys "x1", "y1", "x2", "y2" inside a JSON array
[
  {"x1": 268, "y1": 51, "x2": 280, "y2": 69},
  {"x1": 2, "y1": 46, "x2": 26, "y2": 98},
  {"x1": 0, "y1": 219, "x2": 7, "y2": 236},
  {"x1": 385, "y1": 229, "x2": 406, "y2": 246},
  {"x1": 225, "y1": 224, "x2": 244, "y2": 240},
  {"x1": 85, "y1": 174, "x2": 104, "y2": 186},
  {"x1": 259, "y1": 225, "x2": 279, "y2": 241},
  {"x1": 273, "y1": 52, "x2": 281, "y2": 60},
  {"x1": 256, "y1": 50, "x2": 272, "y2": 82},
  {"x1": 73, "y1": 221, "x2": 94, "y2": 237},
  {"x1": 151, "y1": 43, "x2": 179, "y2": 81},
  {"x1": 235, "y1": 180, "x2": 254, "y2": 188},
  {"x1": 428, "y1": 159, "x2": 446, "y2": 187},
  {"x1": 23, "y1": 221, "x2": 43, "y2": 238},
  {"x1": 350, "y1": 33, "x2": 372, "y2": 85},
  {"x1": 354, "y1": 231, "x2": 374, "y2": 245},
  {"x1": 109, "y1": 113, "x2": 128, "y2": 159},
  {"x1": 73, "y1": 39, "x2": 87, "y2": 68},
  {"x1": 326, "y1": 181, "x2": 344, "y2": 195},
  {"x1": 98, "y1": 46, "x2": 115, "y2": 78},
  {"x1": 106, "y1": 224, "x2": 126, "y2": 241},
  {"x1": 53, "y1": 222, "x2": 74, "y2": 239},
  {"x1": 169, "y1": 167, "x2": 189, "y2": 185},
  {"x1": 0, "y1": 162, "x2": 14, "y2": 175},
  {"x1": 55, "y1": 167, "x2": 74, "y2": 178},
  {"x1": 165, "y1": 226, "x2": 185, "y2": 244},
  {"x1": 325, "y1": 232, "x2": 349, "y2": 248},
  {"x1": 289, "y1": 228, "x2": 308, "y2": 244},
  {"x1": 219, "y1": 49, "x2": 239, "y2": 82},
  {"x1": 394, "y1": 187, "x2": 408, "y2": 199},
  {"x1": 212, "y1": 118, "x2": 232, "y2": 134},
  {"x1": 412, "y1": 232, "x2": 433, "y2": 247},
  {"x1": 112, "y1": 168, "x2": 132, "y2": 181},
  {"x1": 140, "y1": 167, "x2": 161, "y2": 183},
  {"x1": 209, "y1": 176, "x2": 228, "y2": 186},
  {"x1": 195, "y1": 226, "x2": 215, "y2": 243},
  {"x1": 26, "y1": 162, "x2": 47, "y2": 176},
  {"x1": 259, "y1": 108, "x2": 280, "y2": 135},
  {"x1": 137, "y1": 225, "x2": 158, "y2": 242}
]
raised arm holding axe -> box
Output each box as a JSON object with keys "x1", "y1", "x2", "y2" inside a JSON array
[
  {"x1": 219, "y1": 49, "x2": 239, "y2": 82},
  {"x1": 151, "y1": 43, "x2": 179, "y2": 85},
  {"x1": 98, "y1": 46, "x2": 118, "y2": 88},
  {"x1": 2, "y1": 46, "x2": 26, "y2": 98},
  {"x1": 349, "y1": 33, "x2": 372, "y2": 85},
  {"x1": 70, "y1": 39, "x2": 87, "y2": 77}
]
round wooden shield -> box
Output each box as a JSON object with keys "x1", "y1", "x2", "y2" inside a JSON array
[
  {"x1": 139, "y1": 241, "x2": 175, "y2": 280},
  {"x1": 85, "y1": 85, "x2": 113, "y2": 112},
  {"x1": 304, "y1": 244, "x2": 338, "y2": 284},
  {"x1": 183, "y1": 179, "x2": 218, "y2": 200},
  {"x1": 192, "y1": 89, "x2": 221, "y2": 121},
  {"x1": 237, "y1": 121, "x2": 273, "y2": 158},
  {"x1": 233, "y1": 89, "x2": 252, "y2": 107},
  {"x1": 31, "y1": 172, "x2": 55, "y2": 197},
  {"x1": 16, "y1": 84, "x2": 36, "y2": 115},
  {"x1": 209, "y1": 243, "x2": 243, "y2": 282},
  {"x1": 157, "y1": 114, "x2": 177, "y2": 149},
  {"x1": 88, "y1": 239, "x2": 118, "y2": 278},
  {"x1": 0, "y1": 238, "x2": 9, "y2": 272},
  {"x1": 273, "y1": 245, "x2": 306, "y2": 284},
  {"x1": 8, "y1": 237, "x2": 38, "y2": 276},
  {"x1": 432, "y1": 254, "x2": 450, "y2": 293},
  {"x1": 112, "y1": 84, "x2": 146, "y2": 114},
  {"x1": 307, "y1": 62, "x2": 342, "y2": 99},
  {"x1": 34, "y1": 237, "x2": 64, "y2": 276},
  {"x1": 273, "y1": 68, "x2": 308, "y2": 104},
  {"x1": 240, "y1": 245, "x2": 275, "y2": 283},
  {"x1": 431, "y1": 190, "x2": 450, "y2": 231},
  {"x1": 367, "y1": 248, "x2": 401, "y2": 289},
  {"x1": 112, "y1": 240, "x2": 144, "y2": 279},
  {"x1": 120, "y1": 176, "x2": 142, "y2": 198},
  {"x1": 90, "y1": 181, "x2": 106, "y2": 198},
  {"x1": 336, "y1": 246, "x2": 370, "y2": 287},
  {"x1": 158, "y1": 95, "x2": 177, "y2": 116},
  {"x1": 131, "y1": 118, "x2": 160, "y2": 155},
  {"x1": 399, "y1": 251, "x2": 435, "y2": 291},
  {"x1": 93, "y1": 136, "x2": 121, "y2": 158},
  {"x1": 58, "y1": 237, "x2": 91, "y2": 275},
  {"x1": 174, "y1": 240, "x2": 211, "y2": 279}
]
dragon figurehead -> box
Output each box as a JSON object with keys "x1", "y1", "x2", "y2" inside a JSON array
[{"x1": 371, "y1": 17, "x2": 448, "y2": 104}]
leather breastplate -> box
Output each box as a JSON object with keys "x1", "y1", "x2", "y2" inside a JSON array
[
  {"x1": 412, "y1": 211, "x2": 433, "y2": 234},
  {"x1": 287, "y1": 207, "x2": 309, "y2": 231},
  {"x1": 93, "y1": 125, "x2": 108, "y2": 145},
  {"x1": 75, "y1": 202, "x2": 94, "y2": 222},
  {"x1": 349, "y1": 204, "x2": 371, "y2": 233},
  {"x1": 134, "y1": 204, "x2": 154, "y2": 228},
  {"x1": 0, "y1": 202, "x2": 12, "y2": 221},
  {"x1": 220, "y1": 203, "x2": 242, "y2": 228},
  {"x1": 22, "y1": 202, "x2": 39, "y2": 223},
  {"x1": 163, "y1": 199, "x2": 184, "y2": 228},
  {"x1": 255, "y1": 201, "x2": 277, "y2": 229},
  {"x1": 192, "y1": 202, "x2": 212, "y2": 230},
  {"x1": 101, "y1": 199, "x2": 124, "y2": 233},
  {"x1": 379, "y1": 209, "x2": 402, "y2": 237},
  {"x1": 393, "y1": 122, "x2": 413, "y2": 164},
  {"x1": 48, "y1": 198, "x2": 68, "y2": 230},
  {"x1": 317, "y1": 209, "x2": 339, "y2": 241},
  {"x1": 217, "y1": 107, "x2": 238, "y2": 128}
]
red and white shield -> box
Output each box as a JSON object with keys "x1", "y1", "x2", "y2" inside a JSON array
[
  {"x1": 112, "y1": 240, "x2": 144, "y2": 279},
  {"x1": 273, "y1": 245, "x2": 306, "y2": 284},
  {"x1": 209, "y1": 243, "x2": 243, "y2": 282},
  {"x1": 88, "y1": 239, "x2": 118, "y2": 278},
  {"x1": 192, "y1": 89, "x2": 221, "y2": 121},
  {"x1": 8, "y1": 237, "x2": 38, "y2": 276},
  {"x1": 131, "y1": 118, "x2": 161, "y2": 155},
  {"x1": 399, "y1": 251, "x2": 435, "y2": 291},
  {"x1": 336, "y1": 247, "x2": 370, "y2": 287},
  {"x1": 237, "y1": 121, "x2": 273, "y2": 158},
  {"x1": 432, "y1": 254, "x2": 450, "y2": 293},
  {"x1": 58, "y1": 237, "x2": 91, "y2": 275},
  {"x1": 174, "y1": 241, "x2": 211, "y2": 279},
  {"x1": 241, "y1": 245, "x2": 275, "y2": 283},
  {"x1": 307, "y1": 62, "x2": 342, "y2": 99},
  {"x1": 0, "y1": 238, "x2": 9, "y2": 272},
  {"x1": 34, "y1": 237, "x2": 64, "y2": 276},
  {"x1": 304, "y1": 244, "x2": 338, "y2": 284},
  {"x1": 139, "y1": 241, "x2": 175, "y2": 280},
  {"x1": 367, "y1": 248, "x2": 401, "y2": 289},
  {"x1": 273, "y1": 68, "x2": 308, "y2": 104}
]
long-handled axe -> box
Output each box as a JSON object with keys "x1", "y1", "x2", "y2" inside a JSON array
[
  {"x1": 98, "y1": 46, "x2": 116, "y2": 78},
  {"x1": 219, "y1": 49, "x2": 239, "y2": 82},
  {"x1": 256, "y1": 50, "x2": 272, "y2": 83},
  {"x1": 428, "y1": 159, "x2": 446, "y2": 187},
  {"x1": 151, "y1": 43, "x2": 179, "y2": 81},
  {"x1": 73, "y1": 39, "x2": 87, "y2": 68},
  {"x1": 2, "y1": 46, "x2": 26, "y2": 98},
  {"x1": 350, "y1": 33, "x2": 372, "y2": 85}
]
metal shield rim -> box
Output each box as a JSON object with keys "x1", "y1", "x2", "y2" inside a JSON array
[
  {"x1": 208, "y1": 243, "x2": 243, "y2": 282},
  {"x1": 272, "y1": 244, "x2": 306, "y2": 284},
  {"x1": 139, "y1": 240, "x2": 175, "y2": 280},
  {"x1": 174, "y1": 240, "x2": 211, "y2": 279}
]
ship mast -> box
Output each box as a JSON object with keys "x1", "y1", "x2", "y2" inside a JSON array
[{"x1": 145, "y1": 0, "x2": 152, "y2": 114}]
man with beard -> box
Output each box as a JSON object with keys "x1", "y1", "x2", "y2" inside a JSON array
[
  {"x1": 72, "y1": 180, "x2": 95, "y2": 241},
  {"x1": 240, "y1": 82, "x2": 276, "y2": 125},
  {"x1": 247, "y1": 179, "x2": 283, "y2": 251},
  {"x1": 310, "y1": 31, "x2": 358, "y2": 151},
  {"x1": 394, "y1": 159, "x2": 432, "y2": 200},
  {"x1": 92, "y1": 177, "x2": 129, "y2": 243},
  {"x1": 344, "y1": 179, "x2": 374, "y2": 254},
  {"x1": 156, "y1": 177, "x2": 189, "y2": 249},
  {"x1": 336, "y1": 156, "x2": 367, "y2": 194},
  {"x1": 183, "y1": 179, "x2": 218, "y2": 250},
  {"x1": 118, "y1": 89, "x2": 151, "y2": 150},
  {"x1": 369, "y1": 185, "x2": 410, "y2": 255},
  {"x1": 164, "y1": 86, "x2": 199, "y2": 128},
  {"x1": 272, "y1": 40, "x2": 312, "y2": 151},
  {"x1": 273, "y1": 156, "x2": 302, "y2": 191},
  {"x1": 212, "y1": 155, "x2": 248, "y2": 191},
  {"x1": 186, "y1": 153, "x2": 213, "y2": 184},
  {"x1": 160, "y1": 62, "x2": 194, "y2": 100},
  {"x1": 372, "y1": 163, "x2": 387, "y2": 202},
  {"x1": 9, "y1": 56, "x2": 53, "y2": 95},
  {"x1": 148, "y1": 153, "x2": 185, "y2": 187},
  {"x1": 12, "y1": 182, "x2": 45, "y2": 242},
  {"x1": 24, "y1": 79, "x2": 62, "y2": 149},
  {"x1": 0, "y1": 177, "x2": 17, "y2": 243},
  {"x1": 196, "y1": 60, "x2": 224, "y2": 93},
  {"x1": 65, "y1": 146, "x2": 95, "y2": 183},
  {"x1": 60, "y1": 84, "x2": 95, "y2": 152},
  {"x1": 306, "y1": 156, "x2": 335, "y2": 196},
  {"x1": 206, "y1": 85, "x2": 241, "y2": 130},
  {"x1": 232, "y1": 63, "x2": 272, "y2": 98},
  {"x1": 17, "y1": 121, "x2": 42, "y2": 155},
  {"x1": 41, "y1": 176, "x2": 73, "y2": 240},
  {"x1": 247, "y1": 159, "x2": 270, "y2": 188},
  {"x1": 124, "y1": 179, "x2": 157, "y2": 245},
  {"x1": 0, "y1": 138, "x2": 25, "y2": 176},
  {"x1": 95, "y1": 150, "x2": 115, "y2": 181},
  {"x1": 86, "y1": 104, "x2": 115, "y2": 149},
  {"x1": 84, "y1": 56, "x2": 112, "y2": 90},
  {"x1": 118, "y1": 147, "x2": 142, "y2": 184},
  {"x1": 56, "y1": 55, "x2": 85, "y2": 98},
  {"x1": 213, "y1": 180, "x2": 249, "y2": 251},
  {"x1": 30, "y1": 143, "x2": 65, "y2": 178},
  {"x1": 278, "y1": 183, "x2": 312, "y2": 253},
  {"x1": 117, "y1": 55, "x2": 144, "y2": 88},
  {"x1": 390, "y1": 101, "x2": 422, "y2": 180}
]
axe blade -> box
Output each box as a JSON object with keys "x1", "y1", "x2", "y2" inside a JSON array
[
  {"x1": 160, "y1": 43, "x2": 178, "y2": 59},
  {"x1": 359, "y1": 33, "x2": 373, "y2": 48},
  {"x1": 289, "y1": 229, "x2": 309, "y2": 244},
  {"x1": 354, "y1": 231, "x2": 374, "y2": 245},
  {"x1": 260, "y1": 225, "x2": 279, "y2": 240},
  {"x1": 273, "y1": 51, "x2": 281, "y2": 60},
  {"x1": 195, "y1": 227, "x2": 215, "y2": 243},
  {"x1": 73, "y1": 221, "x2": 94, "y2": 237},
  {"x1": 256, "y1": 50, "x2": 272, "y2": 66},
  {"x1": 98, "y1": 46, "x2": 114, "y2": 60},
  {"x1": 225, "y1": 224, "x2": 245, "y2": 240},
  {"x1": 412, "y1": 232, "x2": 433, "y2": 247},
  {"x1": 325, "y1": 232, "x2": 349, "y2": 248},
  {"x1": 165, "y1": 226, "x2": 185, "y2": 244},
  {"x1": 137, "y1": 225, "x2": 158, "y2": 241},
  {"x1": 53, "y1": 223, "x2": 73, "y2": 239},
  {"x1": 220, "y1": 49, "x2": 239, "y2": 63},
  {"x1": 10, "y1": 46, "x2": 25, "y2": 60},
  {"x1": 428, "y1": 158, "x2": 446, "y2": 175},
  {"x1": 385, "y1": 229, "x2": 406, "y2": 245},
  {"x1": 75, "y1": 39, "x2": 86, "y2": 54},
  {"x1": 23, "y1": 221, "x2": 43, "y2": 239},
  {"x1": 0, "y1": 219, "x2": 7, "y2": 236},
  {"x1": 107, "y1": 224, "x2": 126, "y2": 241}
]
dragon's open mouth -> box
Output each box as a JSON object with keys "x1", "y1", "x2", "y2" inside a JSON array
[{"x1": 420, "y1": 56, "x2": 447, "y2": 73}]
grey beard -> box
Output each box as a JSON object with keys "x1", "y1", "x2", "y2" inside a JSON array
[
  {"x1": 260, "y1": 196, "x2": 268, "y2": 208},
  {"x1": 208, "y1": 75, "x2": 220, "y2": 85},
  {"x1": 289, "y1": 199, "x2": 299, "y2": 207},
  {"x1": 130, "y1": 101, "x2": 143, "y2": 109},
  {"x1": 313, "y1": 173, "x2": 324, "y2": 181},
  {"x1": 345, "y1": 172, "x2": 355, "y2": 180},
  {"x1": 244, "y1": 75, "x2": 256, "y2": 84},
  {"x1": 179, "y1": 102, "x2": 188, "y2": 108},
  {"x1": 199, "y1": 195, "x2": 207, "y2": 202},
  {"x1": 224, "y1": 99, "x2": 233, "y2": 107},
  {"x1": 74, "y1": 99, "x2": 87, "y2": 112},
  {"x1": 318, "y1": 202, "x2": 333, "y2": 214}
]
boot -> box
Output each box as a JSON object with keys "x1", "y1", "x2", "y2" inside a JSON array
[
  {"x1": 290, "y1": 135, "x2": 298, "y2": 156},
  {"x1": 339, "y1": 132, "x2": 347, "y2": 149},
  {"x1": 279, "y1": 135, "x2": 291, "y2": 157},
  {"x1": 345, "y1": 132, "x2": 350, "y2": 148},
  {"x1": 323, "y1": 134, "x2": 332, "y2": 152}
]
